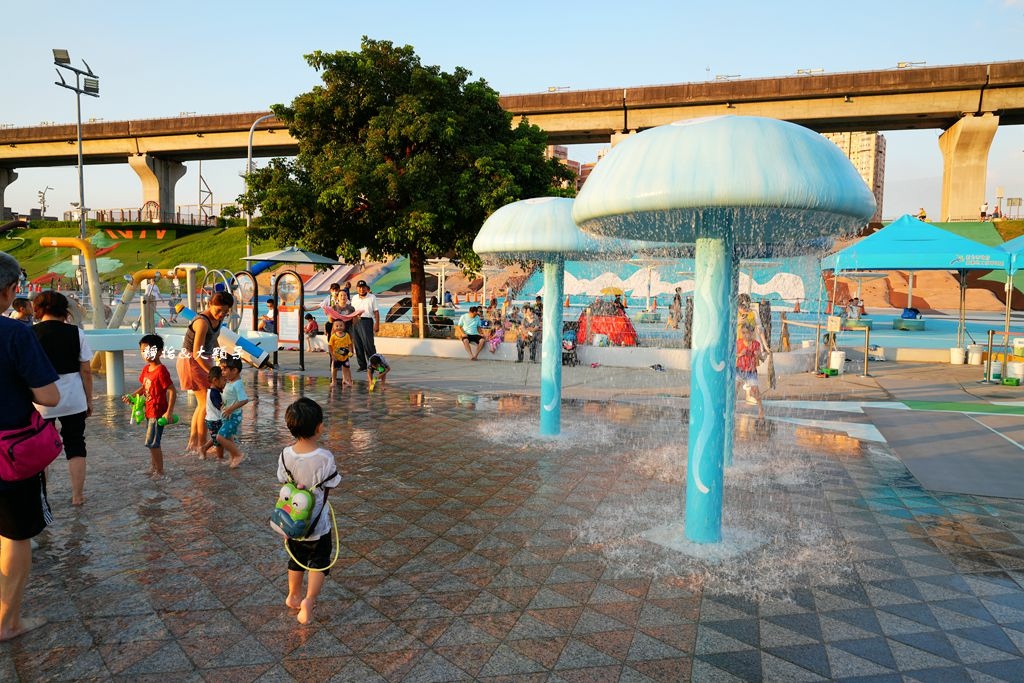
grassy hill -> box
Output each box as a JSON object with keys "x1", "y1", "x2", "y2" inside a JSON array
[{"x1": 2, "y1": 222, "x2": 278, "y2": 285}]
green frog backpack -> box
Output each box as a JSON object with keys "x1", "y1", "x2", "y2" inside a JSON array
[{"x1": 271, "y1": 452, "x2": 337, "y2": 539}]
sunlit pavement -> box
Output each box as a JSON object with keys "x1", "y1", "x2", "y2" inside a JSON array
[{"x1": 4, "y1": 357, "x2": 1024, "y2": 680}]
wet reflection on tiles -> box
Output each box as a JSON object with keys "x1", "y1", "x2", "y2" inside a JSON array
[{"x1": 4, "y1": 372, "x2": 1024, "y2": 681}]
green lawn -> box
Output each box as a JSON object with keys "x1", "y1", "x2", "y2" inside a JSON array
[{"x1": 2, "y1": 223, "x2": 277, "y2": 285}]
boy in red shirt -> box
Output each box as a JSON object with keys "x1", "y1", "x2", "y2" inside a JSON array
[
  {"x1": 736, "y1": 324, "x2": 766, "y2": 419},
  {"x1": 123, "y1": 334, "x2": 177, "y2": 477}
]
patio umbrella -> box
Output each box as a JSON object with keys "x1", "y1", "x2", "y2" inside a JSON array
[
  {"x1": 600, "y1": 286, "x2": 624, "y2": 296},
  {"x1": 242, "y1": 246, "x2": 340, "y2": 266}
]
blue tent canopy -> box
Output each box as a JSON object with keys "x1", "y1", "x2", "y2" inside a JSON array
[
  {"x1": 821, "y1": 214, "x2": 1010, "y2": 349},
  {"x1": 1000, "y1": 234, "x2": 1024, "y2": 275},
  {"x1": 821, "y1": 214, "x2": 1008, "y2": 273}
]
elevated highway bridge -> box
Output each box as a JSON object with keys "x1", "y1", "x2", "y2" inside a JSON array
[{"x1": 2, "y1": 60, "x2": 1022, "y2": 222}]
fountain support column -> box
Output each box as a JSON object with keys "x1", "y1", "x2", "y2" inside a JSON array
[
  {"x1": 540, "y1": 258, "x2": 565, "y2": 436},
  {"x1": 685, "y1": 234, "x2": 734, "y2": 543},
  {"x1": 723, "y1": 254, "x2": 740, "y2": 467}
]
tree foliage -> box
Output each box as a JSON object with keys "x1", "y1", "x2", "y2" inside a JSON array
[{"x1": 240, "y1": 37, "x2": 574, "y2": 319}]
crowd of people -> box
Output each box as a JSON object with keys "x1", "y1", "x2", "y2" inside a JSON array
[
  {"x1": 444, "y1": 296, "x2": 545, "y2": 362},
  {"x1": 0, "y1": 257, "x2": 782, "y2": 636}
]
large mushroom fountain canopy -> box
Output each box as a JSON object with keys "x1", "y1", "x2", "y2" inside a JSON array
[
  {"x1": 472, "y1": 196, "x2": 649, "y2": 259},
  {"x1": 572, "y1": 115, "x2": 877, "y2": 248}
]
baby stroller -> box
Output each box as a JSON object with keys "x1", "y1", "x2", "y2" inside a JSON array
[{"x1": 561, "y1": 320, "x2": 580, "y2": 366}]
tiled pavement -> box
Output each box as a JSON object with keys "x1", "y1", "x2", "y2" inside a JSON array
[{"x1": 4, "y1": 366, "x2": 1024, "y2": 681}]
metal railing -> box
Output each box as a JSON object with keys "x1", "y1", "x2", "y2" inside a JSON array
[{"x1": 782, "y1": 313, "x2": 872, "y2": 377}]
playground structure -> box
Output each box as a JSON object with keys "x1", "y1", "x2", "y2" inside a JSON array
[
  {"x1": 572, "y1": 116, "x2": 877, "y2": 545},
  {"x1": 39, "y1": 237, "x2": 105, "y2": 328},
  {"x1": 41, "y1": 234, "x2": 282, "y2": 394}
]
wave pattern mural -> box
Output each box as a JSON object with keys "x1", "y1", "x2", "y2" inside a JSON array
[{"x1": 516, "y1": 256, "x2": 820, "y2": 306}]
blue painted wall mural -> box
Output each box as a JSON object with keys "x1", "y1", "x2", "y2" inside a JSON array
[{"x1": 516, "y1": 255, "x2": 823, "y2": 310}]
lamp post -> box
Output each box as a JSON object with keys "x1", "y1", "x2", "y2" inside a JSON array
[
  {"x1": 53, "y1": 48, "x2": 99, "y2": 303},
  {"x1": 37, "y1": 186, "x2": 53, "y2": 217},
  {"x1": 245, "y1": 114, "x2": 275, "y2": 258}
]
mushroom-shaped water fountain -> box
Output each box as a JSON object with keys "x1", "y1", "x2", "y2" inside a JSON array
[
  {"x1": 474, "y1": 197, "x2": 673, "y2": 436},
  {"x1": 573, "y1": 116, "x2": 876, "y2": 544}
]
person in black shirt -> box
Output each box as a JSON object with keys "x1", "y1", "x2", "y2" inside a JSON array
[{"x1": 0, "y1": 251, "x2": 60, "y2": 642}]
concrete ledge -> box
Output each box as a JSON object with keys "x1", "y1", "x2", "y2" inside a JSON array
[
  {"x1": 891, "y1": 347, "x2": 953, "y2": 363},
  {"x1": 373, "y1": 335, "x2": 817, "y2": 375}
]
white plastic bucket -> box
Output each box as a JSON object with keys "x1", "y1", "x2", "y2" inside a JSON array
[
  {"x1": 967, "y1": 344, "x2": 983, "y2": 365},
  {"x1": 829, "y1": 351, "x2": 846, "y2": 375},
  {"x1": 1009, "y1": 362, "x2": 1024, "y2": 380},
  {"x1": 950, "y1": 347, "x2": 966, "y2": 365},
  {"x1": 989, "y1": 361, "x2": 1003, "y2": 380}
]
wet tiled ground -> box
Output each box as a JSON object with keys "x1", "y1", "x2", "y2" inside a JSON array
[{"x1": 4, "y1": 370, "x2": 1024, "y2": 681}]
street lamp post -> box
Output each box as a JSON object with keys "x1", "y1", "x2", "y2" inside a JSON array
[
  {"x1": 53, "y1": 49, "x2": 99, "y2": 304},
  {"x1": 38, "y1": 186, "x2": 53, "y2": 217},
  {"x1": 246, "y1": 114, "x2": 275, "y2": 258}
]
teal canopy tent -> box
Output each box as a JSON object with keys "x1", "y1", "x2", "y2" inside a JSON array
[{"x1": 822, "y1": 214, "x2": 1009, "y2": 347}]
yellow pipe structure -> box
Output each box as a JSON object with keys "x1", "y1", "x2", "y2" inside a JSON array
[
  {"x1": 40, "y1": 237, "x2": 105, "y2": 329},
  {"x1": 108, "y1": 267, "x2": 188, "y2": 330}
]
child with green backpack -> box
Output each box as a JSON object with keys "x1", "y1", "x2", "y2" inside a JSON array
[{"x1": 271, "y1": 398, "x2": 341, "y2": 625}]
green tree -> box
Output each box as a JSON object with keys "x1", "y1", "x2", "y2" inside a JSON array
[{"x1": 240, "y1": 37, "x2": 574, "y2": 326}]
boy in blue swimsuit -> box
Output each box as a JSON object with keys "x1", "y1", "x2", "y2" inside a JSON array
[{"x1": 217, "y1": 357, "x2": 250, "y2": 468}]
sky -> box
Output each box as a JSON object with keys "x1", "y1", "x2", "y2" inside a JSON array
[{"x1": 3, "y1": 0, "x2": 1023, "y2": 222}]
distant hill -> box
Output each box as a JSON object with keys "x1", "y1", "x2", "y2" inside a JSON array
[{"x1": 1, "y1": 221, "x2": 277, "y2": 287}]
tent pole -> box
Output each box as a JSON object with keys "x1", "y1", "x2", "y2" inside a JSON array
[
  {"x1": 814, "y1": 265, "x2": 826, "y2": 372},
  {"x1": 1005, "y1": 272, "x2": 1014, "y2": 365},
  {"x1": 829, "y1": 267, "x2": 839, "y2": 313},
  {"x1": 954, "y1": 270, "x2": 962, "y2": 350},
  {"x1": 907, "y1": 271, "x2": 914, "y2": 309}
]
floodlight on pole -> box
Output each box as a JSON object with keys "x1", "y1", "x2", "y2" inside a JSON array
[
  {"x1": 245, "y1": 114, "x2": 275, "y2": 258},
  {"x1": 53, "y1": 48, "x2": 101, "y2": 324}
]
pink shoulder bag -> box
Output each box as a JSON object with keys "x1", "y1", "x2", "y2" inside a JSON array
[{"x1": 0, "y1": 410, "x2": 63, "y2": 481}]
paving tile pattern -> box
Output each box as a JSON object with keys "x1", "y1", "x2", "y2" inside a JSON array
[{"x1": 3, "y1": 372, "x2": 1024, "y2": 681}]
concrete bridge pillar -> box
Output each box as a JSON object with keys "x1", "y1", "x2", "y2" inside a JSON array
[
  {"x1": 610, "y1": 130, "x2": 637, "y2": 147},
  {"x1": 128, "y1": 154, "x2": 186, "y2": 222},
  {"x1": 0, "y1": 168, "x2": 17, "y2": 214},
  {"x1": 939, "y1": 112, "x2": 999, "y2": 221}
]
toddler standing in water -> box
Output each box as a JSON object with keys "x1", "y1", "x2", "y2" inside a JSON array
[
  {"x1": 200, "y1": 366, "x2": 226, "y2": 460},
  {"x1": 217, "y1": 356, "x2": 250, "y2": 468},
  {"x1": 736, "y1": 323, "x2": 767, "y2": 419},
  {"x1": 328, "y1": 320, "x2": 353, "y2": 386},
  {"x1": 123, "y1": 334, "x2": 177, "y2": 477},
  {"x1": 273, "y1": 397, "x2": 341, "y2": 625}
]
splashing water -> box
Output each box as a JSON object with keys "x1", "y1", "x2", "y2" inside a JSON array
[
  {"x1": 476, "y1": 417, "x2": 623, "y2": 452},
  {"x1": 575, "y1": 417, "x2": 856, "y2": 601}
]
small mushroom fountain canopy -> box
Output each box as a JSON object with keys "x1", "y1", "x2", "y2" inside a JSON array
[
  {"x1": 473, "y1": 196, "x2": 678, "y2": 436},
  {"x1": 573, "y1": 116, "x2": 876, "y2": 545}
]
